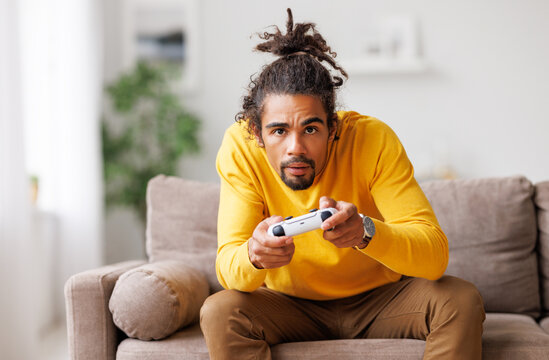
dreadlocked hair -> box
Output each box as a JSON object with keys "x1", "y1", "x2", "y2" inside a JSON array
[{"x1": 235, "y1": 8, "x2": 348, "y2": 139}]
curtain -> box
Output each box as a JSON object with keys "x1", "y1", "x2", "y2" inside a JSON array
[
  {"x1": 0, "y1": 0, "x2": 37, "y2": 358},
  {"x1": 1, "y1": 0, "x2": 104, "y2": 347},
  {"x1": 19, "y1": 0, "x2": 105, "y2": 319},
  {"x1": 45, "y1": 0, "x2": 105, "y2": 318}
]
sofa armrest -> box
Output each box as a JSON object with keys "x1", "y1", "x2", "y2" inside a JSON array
[{"x1": 64, "y1": 260, "x2": 146, "y2": 360}]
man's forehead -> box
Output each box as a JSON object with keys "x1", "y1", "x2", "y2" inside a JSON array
[{"x1": 261, "y1": 94, "x2": 327, "y2": 126}]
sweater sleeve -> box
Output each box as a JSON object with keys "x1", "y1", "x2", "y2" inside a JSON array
[
  {"x1": 359, "y1": 122, "x2": 449, "y2": 280},
  {"x1": 215, "y1": 128, "x2": 267, "y2": 291}
]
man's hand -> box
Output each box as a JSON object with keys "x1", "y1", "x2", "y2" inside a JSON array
[
  {"x1": 319, "y1": 196, "x2": 364, "y2": 248},
  {"x1": 248, "y1": 216, "x2": 295, "y2": 269}
]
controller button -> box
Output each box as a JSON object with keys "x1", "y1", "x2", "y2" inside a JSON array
[
  {"x1": 309, "y1": 208, "x2": 318, "y2": 212},
  {"x1": 320, "y1": 210, "x2": 333, "y2": 222},
  {"x1": 284, "y1": 216, "x2": 293, "y2": 220},
  {"x1": 272, "y1": 225, "x2": 286, "y2": 237}
]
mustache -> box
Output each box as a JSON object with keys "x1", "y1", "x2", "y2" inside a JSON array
[{"x1": 280, "y1": 156, "x2": 315, "y2": 170}]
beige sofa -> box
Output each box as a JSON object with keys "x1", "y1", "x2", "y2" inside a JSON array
[{"x1": 65, "y1": 175, "x2": 549, "y2": 359}]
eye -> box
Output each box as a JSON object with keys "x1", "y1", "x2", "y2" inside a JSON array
[
  {"x1": 272, "y1": 128, "x2": 286, "y2": 136},
  {"x1": 304, "y1": 126, "x2": 318, "y2": 134}
]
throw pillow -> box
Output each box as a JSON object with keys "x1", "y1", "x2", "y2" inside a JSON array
[{"x1": 109, "y1": 260, "x2": 209, "y2": 340}]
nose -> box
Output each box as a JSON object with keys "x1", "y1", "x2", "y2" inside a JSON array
[{"x1": 287, "y1": 133, "x2": 306, "y2": 156}]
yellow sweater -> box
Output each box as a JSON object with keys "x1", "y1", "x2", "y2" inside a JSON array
[{"x1": 215, "y1": 111, "x2": 448, "y2": 300}]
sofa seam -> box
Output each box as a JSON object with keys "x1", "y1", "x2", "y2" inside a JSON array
[
  {"x1": 99, "y1": 273, "x2": 109, "y2": 360},
  {"x1": 68, "y1": 277, "x2": 77, "y2": 360}
]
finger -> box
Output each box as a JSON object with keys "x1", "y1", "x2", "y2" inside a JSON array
[
  {"x1": 319, "y1": 196, "x2": 337, "y2": 209},
  {"x1": 323, "y1": 225, "x2": 362, "y2": 247},
  {"x1": 322, "y1": 209, "x2": 363, "y2": 246},
  {"x1": 322, "y1": 223, "x2": 359, "y2": 242},
  {"x1": 323, "y1": 228, "x2": 362, "y2": 247},
  {"x1": 265, "y1": 215, "x2": 294, "y2": 245},
  {"x1": 264, "y1": 215, "x2": 284, "y2": 226},
  {"x1": 256, "y1": 215, "x2": 284, "y2": 232},
  {"x1": 321, "y1": 202, "x2": 356, "y2": 230},
  {"x1": 323, "y1": 224, "x2": 352, "y2": 239},
  {"x1": 260, "y1": 234, "x2": 294, "y2": 248},
  {"x1": 256, "y1": 243, "x2": 295, "y2": 257},
  {"x1": 254, "y1": 216, "x2": 293, "y2": 247},
  {"x1": 252, "y1": 244, "x2": 295, "y2": 269}
]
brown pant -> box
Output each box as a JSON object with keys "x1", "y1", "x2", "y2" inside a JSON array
[{"x1": 200, "y1": 276, "x2": 485, "y2": 360}]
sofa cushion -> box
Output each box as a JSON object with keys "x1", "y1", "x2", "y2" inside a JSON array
[
  {"x1": 421, "y1": 176, "x2": 540, "y2": 317},
  {"x1": 272, "y1": 339, "x2": 425, "y2": 359},
  {"x1": 116, "y1": 314, "x2": 549, "y2": 360},
  {"x1": 535, "y1": 181, "x2": 549, "y2": 316},
  {"x1": 109, "y1": 260, "x2": 209, "y2": 340},
  {"x1": 483, "y1": 313, "x2": 549, "y2": 359},
  {"x1": 117, "y1": 323, "x2": 425, "y2": 360},
  {"x1": 146, "y1": 175, "x2": 222, "y2": 292},
  {"x1": 117, "y1": 323, "x2": 209, "y2": 360}
]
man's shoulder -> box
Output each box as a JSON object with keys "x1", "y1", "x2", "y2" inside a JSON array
[
  {"x1": 220, "y1": 121, "x2": 258, "y2": 151},
  {"x1": 217, "y1": 121, "x2": 264, "y2": 171},
  {"x1": 224, "y1": 121, "x2": 252, "y2": 140}
]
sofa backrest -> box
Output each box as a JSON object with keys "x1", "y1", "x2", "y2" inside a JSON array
[
  {"x1": 146, "y1": 175, "x2": 222, "y2": 293},
  {"x1": 421, "y1": 176, "x2": 540, "y2": 317},
  {"x1": 145, "y1": 174, "x2": 549, "y2": 317}
]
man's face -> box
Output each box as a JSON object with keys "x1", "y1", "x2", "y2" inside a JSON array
[{"x1": 256, "y1": 94, "x2": 336, "y2": 191}]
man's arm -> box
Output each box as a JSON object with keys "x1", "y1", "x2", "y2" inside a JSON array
[
  {"x1": 321, "y1": 122, "x2": 448, "y2": 280},
  {"x1": 215, "y1": 159, "x2": 266, "y2": 291},
  {"x1": 319, "y1": 194, "x2": 448, "y2": 280},
  {"x1": 365, "y1": 124, "x2": 449, "y2": 279},
  {"x1": 215, "y1": 127, "x2": 294, "y2": 291}
]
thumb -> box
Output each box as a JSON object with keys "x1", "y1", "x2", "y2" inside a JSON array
[
  {"x1": 319, "y1": 196, "x2": 337, "y2": 209},
  {"x1": 265, "y1": 215, "x2": 284, "y2": 226}
]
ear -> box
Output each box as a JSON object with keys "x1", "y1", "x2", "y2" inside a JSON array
[
  {"x1": 328, "y1": 113, "x2": 338, "y2": 141},
  {"x1": 252, "y1": 124, "x2": 265, "y2": 147}
]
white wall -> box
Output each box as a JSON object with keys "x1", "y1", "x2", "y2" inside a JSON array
[
  {"x1": 182, "y1": 0, "x2": 549, "y2": 184},
  {"x1": 103, "y1": 0, "x2": 549, "y2": 262}
]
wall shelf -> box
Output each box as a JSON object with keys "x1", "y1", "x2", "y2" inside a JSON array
[{"x1": 341, "y1": 57, "x2": 428, "y2": 75}]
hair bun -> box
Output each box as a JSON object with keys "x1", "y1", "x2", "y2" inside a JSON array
[{"x1": 255, "y1": 8, "x2": 348, "y2": 79}]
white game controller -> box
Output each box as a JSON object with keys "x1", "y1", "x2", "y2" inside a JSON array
[{"x1": 267, "y1": 208, "x2": 338, "y2": 237}]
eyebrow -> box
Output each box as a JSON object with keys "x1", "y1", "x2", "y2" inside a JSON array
[{"x1": 264, "y1": 117, "x2": 325, "y2": 129}]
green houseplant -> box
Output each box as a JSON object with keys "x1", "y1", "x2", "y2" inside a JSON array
[{"x1": 102, "y1": 61, "x2": 200, "y2": 223}]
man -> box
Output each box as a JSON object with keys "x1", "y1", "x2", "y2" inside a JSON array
[{"x1": 200, "y1": 9, "x2": 485, "y2": 360}]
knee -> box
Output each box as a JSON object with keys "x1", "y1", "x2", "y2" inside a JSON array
[
  {"x1": 433, "y1": 276, "x2": 485, "y2": 321},
  {"x1": 200, "y1": 289, "x2": 250, "y2": 331}
]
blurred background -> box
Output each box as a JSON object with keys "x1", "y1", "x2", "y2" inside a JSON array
[{"x1": 1, "y1": 0, "x2": 548, "y2": 358}]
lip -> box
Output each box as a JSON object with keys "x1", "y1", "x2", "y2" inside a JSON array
[{"x1": 285, "y1": 163, "x2": 310, "y2": 176}]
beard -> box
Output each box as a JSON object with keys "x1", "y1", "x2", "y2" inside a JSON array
[{"x1": 280, "y1": 156, "x2": 316, "y2": 191}]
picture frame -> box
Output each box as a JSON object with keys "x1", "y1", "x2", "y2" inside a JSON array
[
  {"x1": 341, "y1": 14, "x2": 426, "y2": 75},
  {"x1": 121, "y1": 0, "x2": 199, "y2": 93}
]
